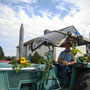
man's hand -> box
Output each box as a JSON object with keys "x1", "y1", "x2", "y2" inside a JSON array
[{"x1": 62, "y1": 61, "x2": 69, "y2": 65}]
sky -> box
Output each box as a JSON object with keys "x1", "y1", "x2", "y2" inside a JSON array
[{"x1": 0, "y1": 0, "x2": 90, "y2": 56}]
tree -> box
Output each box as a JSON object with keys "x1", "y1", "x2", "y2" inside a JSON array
[
  {"x1": 0, "y1": 46, "x2": 4, "y2": 60},
  {"x1": 31, "y1": 52, "x2": 45, "y2": 64}
]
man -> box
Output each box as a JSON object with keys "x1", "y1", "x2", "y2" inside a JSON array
[{"x1": 57, "y1": 43, "x2": 76, "y2": 89}]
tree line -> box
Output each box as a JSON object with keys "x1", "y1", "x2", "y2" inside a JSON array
[
  {"x1": 0, "y1": 46, "x2": 46, "y2": 63},
  {"x1": 0, "y1": 46, "x2": 15, "y2": 61}
]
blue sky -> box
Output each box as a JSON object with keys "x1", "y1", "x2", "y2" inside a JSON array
[{"x1": 0, "y1": 0, "x2": 90, "y2": 56}]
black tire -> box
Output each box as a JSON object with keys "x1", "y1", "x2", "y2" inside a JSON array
[{"x1": 73, "y1": 69, "x2": 90, "y2": 90}]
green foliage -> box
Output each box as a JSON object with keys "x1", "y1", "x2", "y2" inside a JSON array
[
  {"x1": 69, "y1": 43, "x2": 82, "y2": 61},
  {"x1": 9, "y1": 59, "x2": 19, "y2": 70},
  {"x1": 30, "y1": 51, "x2": 55, "y2": 83},
  {"x1": 41, "y1": 51, "x2": 55, "y2": 83},
  {"x1": 70, "y1": 43, "x2": 82, "y2": 55},
  {"x1": 0, "y1": 46, "x2": 16, "y2": 60},
  {"x1": 5, "y1": 56, "x2": 16, "y2": 61},
  {"x1": 0, "y1": 46, "x2": 4, "y2": 60},
  {"x1": 31, "y1": 52, "x2": 46, "y2": 64},
  {"x1": 78, "y1": 54, "x2": 90, "y2": 62},
  {"x1": 9, "y1": 57, "x2": 33, "y2": 72}
]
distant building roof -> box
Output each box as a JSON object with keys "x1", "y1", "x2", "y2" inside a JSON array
[{"x1": 16, "y1": 37, "x2": 38, "y2": 48}]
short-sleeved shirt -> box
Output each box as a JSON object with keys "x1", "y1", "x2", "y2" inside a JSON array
[{"x1": 59, "y1": 50, "x2": 74, "y2": 62}]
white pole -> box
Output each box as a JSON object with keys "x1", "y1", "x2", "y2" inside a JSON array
[{"x1": 19, "y1": 24, "x2": 24, "y2": 60}]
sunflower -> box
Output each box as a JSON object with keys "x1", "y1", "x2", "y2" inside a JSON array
[{"x1": 20, "y1": 57, "x2": 28, "y2": 64}]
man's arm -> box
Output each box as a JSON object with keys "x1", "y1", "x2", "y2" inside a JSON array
[
  {"x1": 57, "y1": 57, "x2": 77, "y2": 65},
  {"x1": 57, "y1": 57, "x2": 69, "y2": 65},
  {"x1": 68, "y1": 60, "x2": 77, "y2": 65}
]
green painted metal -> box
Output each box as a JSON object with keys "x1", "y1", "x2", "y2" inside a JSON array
[
  {"x1": 69, "y1": 63, "x2": 90, "y2": 90},
  {"x1": 0, "y1": 72, "x2": 6, "y2": 90},
  {"x1": 42, "y1": 65, "x2": 61, "y2": 90},
  {"x1": 0, "y1": 62, "x2": 41, "y2": 90},
  {"x1": 69, "y1": 65, "x2": 77, "y2": 90},
  {"x1": 0, "y1": 62, "x2": 61, "y2": 90},
  {"x1": 1, "y1": 62, "x2": 90, "y2": 90}
]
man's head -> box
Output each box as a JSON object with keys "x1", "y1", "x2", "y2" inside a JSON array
[{"x1": 65, "y1": 43, "x2": 71, "y2": 51}]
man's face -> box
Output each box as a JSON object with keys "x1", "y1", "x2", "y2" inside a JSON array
[{"x1": 65, "y1": 44, "x2": 70, "y2": 51}]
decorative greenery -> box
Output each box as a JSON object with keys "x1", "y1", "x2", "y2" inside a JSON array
[
  {"x1": 78, "y1": 54, "x2": 90, "y2": 62},
  {"x1": 9, "y1": 50, "x2": 55, "y2": 83},
  {"x1": 30, "y1": 51, "x2": 55, "y2": 84},
  {"x1": 69, "y1": 43, "x2": 82, "y2": 61},
  {"x1": 41, "y1": 51, "x2": 55, "y2": 83},
  {"x1": 9, "y1": 57, "x2": 33, "y2": 72}
]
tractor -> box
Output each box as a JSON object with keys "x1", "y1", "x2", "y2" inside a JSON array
[
  {"x1": 30, "y1": 26, "x2": 90, "y2": 90},
  {"x1": 0, "y1": 25, "x2": 90, "y2": 90}
]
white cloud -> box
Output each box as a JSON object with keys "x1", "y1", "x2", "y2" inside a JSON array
[
  {"x1": 21, "y1": 0, "x2": 37, "y2": 3},
  {"x1": 53, "y1": 0, "x2": 90, "y2": 37},
  {"x1": 9, "y1": 0, "x2": 38, "y2": 3},
  {"x1": 0, "y1": 0, "x2": 90, "y2": 56},
  {"x1": 0, "y1": 4, "x2": 20, "y2": 37},
  {"x1": 0, "y1": 4, "x2": 64, "y2": 56},
  {"x1": 61, "y1": 0, "x2": 90, "y2": 37},
  {"x1": 56, "y1": 5, "x2": 67, "y2": 11},
  {"x1": 51, "y1": 0, "x2": 60, "y2": 3},
  {"x1": 56, "y1": 1, "x2": 69, "y2": 12}
]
